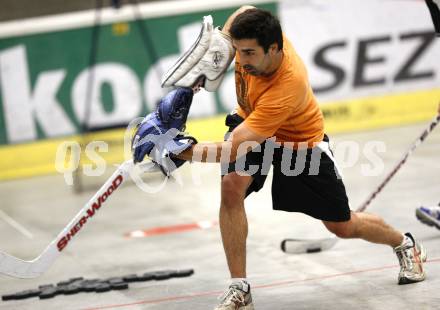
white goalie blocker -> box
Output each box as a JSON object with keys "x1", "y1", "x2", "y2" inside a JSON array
[{"x1": 161, "y1": 15, "x2": 235, "y2": 92}]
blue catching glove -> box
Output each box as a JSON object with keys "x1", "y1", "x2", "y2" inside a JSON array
[{"x1": 132, "y1": 87, "x2": 197, "y2": 175}]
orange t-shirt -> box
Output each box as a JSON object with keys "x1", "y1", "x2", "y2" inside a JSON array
[{"x1": 235, "y1": 36, "x2": 324, "y2": 147}]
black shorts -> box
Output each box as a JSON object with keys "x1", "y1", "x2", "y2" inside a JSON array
[{"x1": 222, "y1": 114, "x2": 351, "y2": 222}]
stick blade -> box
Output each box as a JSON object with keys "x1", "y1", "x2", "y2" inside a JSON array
[
  {"x1": 0, "y1": 250, "x2": 49, "y2": 279},
  {"x1": 281, "y1": 236, "x2": 338, "y2": 254}
]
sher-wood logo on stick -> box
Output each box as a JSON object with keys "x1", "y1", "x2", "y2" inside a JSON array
[
  {"x1": 0, "y1": 160, "x2": 155, "y2": 278},
  {"x1": 57, "y1": 174, "x2": 123, "y2": 252}
]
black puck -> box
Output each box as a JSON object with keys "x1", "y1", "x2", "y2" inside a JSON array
[
  {"x1": 173, "y1": 269, "x2": 194, "y2": 278},
  {"x1": 56, "y1": 286, "x2": 67, "y2": 294},
  {"x1": 107, "y1": 277, "x2": 125, "y2": 285},
  {"x1": 57, "y1": 280, "x2": 71, "y2": 287},
  {"x1": 69, "y1": 279, "x2": 85, "y2": 288},
  {"x1": 138, "y1": 272, "x2": 155, "y2": 281},
  {"x1": 110, "y1": 282, "x2": 129, "y2": 290},
  {"x1": 13, "y1": 289, "x2": 39, "y2": 300},
  {"x1": 109, "y1": 280, "x2": 125, "y2": 286},
  {"x1": 63, "y1": 284, "x2": 81, "y2": 295},
  {"x1": 39, "y1": 287, "x2": 58, "y2": 299},
  {"x1": 29, "y1": 289, "x2": 42, "y2": 298},
  {"x1": 85, "y1": 278, "x2": 99, "y2": 283},
  {"x1": 122, "y1": 274, "x2": 139, "y2": 282},
  {"x1": 1, "y1": 293, "x2": 16, "y2": 301},
  {"x1": 38, "y1": 284, "x2": 54, "y2": 290},
  {"x1": 75, "y1": 280, "x2": 91, "y2": 292},
  {"x1": 153, "y1": 271, "x2": 173, "y2": 281},
  {"x1": 82, "y1": 279, "x2": 99, "y2": 284},
  {"x1": 103, "y1": 277, "x2": 118, "y2": 283},
  {"x1": 13, "y1": 291, "x2": 31, "y2": 300},
  {"x1": 82, "y1": 282, "x2": 100, "y2": 292},
  {"x1": 95, "y1": 283, "x2": 111, "y2": 293},
  {"x1": 24, "y1": 289, "x2": 40, "y2": 298}
]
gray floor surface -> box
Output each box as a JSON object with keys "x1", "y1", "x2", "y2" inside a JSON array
[{"x1": 0, "y1": 122, "x2": 439, "y2": 310}]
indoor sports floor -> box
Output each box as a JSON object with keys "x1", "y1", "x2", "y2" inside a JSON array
[{"x1": 0, "y1": 122, "x2": 439, "y2": 310}]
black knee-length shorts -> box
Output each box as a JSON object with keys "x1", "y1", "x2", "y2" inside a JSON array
[{"x1": 221, "y1": 113, "x2": 351, "y2": 222}]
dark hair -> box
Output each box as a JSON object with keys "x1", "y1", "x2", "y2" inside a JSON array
[{"x1": 229, "y1": 8, "x2": 283, "y2": 53}]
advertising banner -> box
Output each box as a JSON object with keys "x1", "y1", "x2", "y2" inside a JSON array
[
  {"x1": 279, "y1": 0, "x2": 440, "y2": 131},
  {"x1": 0, "y1": 0, "x2": 438, "y2": 180}
]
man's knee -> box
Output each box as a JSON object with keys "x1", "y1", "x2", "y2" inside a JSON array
[
  {"x1": 221, "y1": 173, "x2": 251, "y2": 207},
  {"x1": 323, "y1": 220, "x2": 355, "y2": 239}
]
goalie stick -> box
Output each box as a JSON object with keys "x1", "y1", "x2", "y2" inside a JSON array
[
  {"x1": 0, "y1": 160, "x2": 156, "y2": 278},
  {"x1": 282, "y1": 109, "x2": 440, "y2": 254}
]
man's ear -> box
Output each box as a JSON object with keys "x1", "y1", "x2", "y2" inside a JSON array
[{"x1": 269, "y1": 43, "x2": 279, "y2": 55}]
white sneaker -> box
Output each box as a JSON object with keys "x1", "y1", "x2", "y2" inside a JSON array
[
  {"x1": 416, "y1": 205, "x2": 440, "y2": 230},
  {"x1": 394, "y1": 233, "x2": 427, "y2": 285},
  {"x1": 214, "y1": 281, "x2": 254, "y2": 310}
]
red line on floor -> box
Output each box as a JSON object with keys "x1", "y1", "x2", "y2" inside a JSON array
[
  {"x1": 81, "y1": 257, "x2": 440, "y2": 310},
  {"x1": 125, "y1": 220, "x2": 218, "y2": 238}
]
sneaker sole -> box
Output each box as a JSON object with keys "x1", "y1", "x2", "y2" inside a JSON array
[
  {"x1": 415, "y1": 209, "x2": 440, "y2": 230},
  {"x1": 398, "y1": 275, "x2": 425, "y2": 285}
]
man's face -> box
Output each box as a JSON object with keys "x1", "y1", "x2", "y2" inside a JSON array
[{"x1": 232, "y1": 38, "x2": 277, "y2": 76}]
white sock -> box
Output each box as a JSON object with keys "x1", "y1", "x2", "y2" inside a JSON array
[{"x1": 231, "y1": 278, "x2": 249, "y2": 292}]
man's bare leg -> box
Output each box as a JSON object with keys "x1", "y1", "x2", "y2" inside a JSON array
[
  {"x1": 220, "y1": 172, "x2": 253, "y2": 278},
  {"x1": 323, "y1": 211, "x2": 427, "y2": 284},
  {"x1": 323, "y1": 211, "x2": 403, "y2": 247}
]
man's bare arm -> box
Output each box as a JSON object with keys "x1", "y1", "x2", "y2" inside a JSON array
[{"x1": 177, "y1": 122, "x2": 266, "y2": 163}]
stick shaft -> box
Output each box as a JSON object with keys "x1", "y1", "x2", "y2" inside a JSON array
[{"x1": 357, "y1": 114, "x2": 440, "y2": 212}]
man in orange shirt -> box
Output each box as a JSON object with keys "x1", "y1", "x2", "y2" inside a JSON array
[{"x1": 134, "y1": 6, "x2": 427, "y2": 310}]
